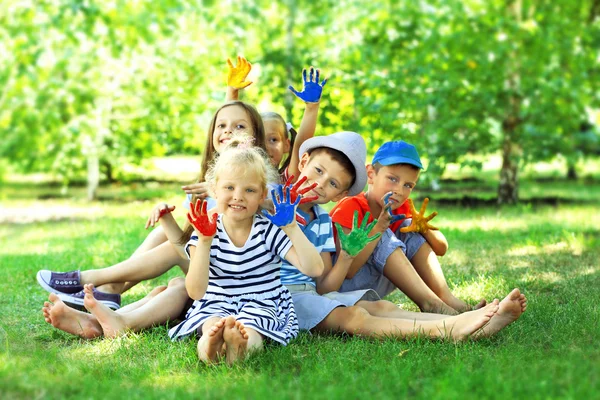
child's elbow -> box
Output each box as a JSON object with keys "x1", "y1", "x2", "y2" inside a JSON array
[
  {"x1": 309, "y1": 259, "x2": 325, "y2": 278},
  {"x1": 185, "y1": 283, "x2": 206, "y2": 300},
  {"x1": 433, "y1": 243, "x2": 448, "y2": 256}
]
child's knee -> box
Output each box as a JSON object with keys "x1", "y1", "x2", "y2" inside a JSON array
[
  {"x1": 341, "y1": 306, "x2": 370, "y2": 332},
  {"x1": 372, "y1": 300, "x2": 398, "y2": 314},
  {"x1": 168, "y1": 277, "x2": 185, "y2": 288}
]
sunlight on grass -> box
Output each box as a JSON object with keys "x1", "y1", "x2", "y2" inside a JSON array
[
  {"x1": 452, "y1": 275, "x2": 507, "y2": 301},
  {"x1": 69, "y1": 334, "x2": 141, "y2": 358},
  {"x1": 0, "y1": 202, "x2": 104, "y2": 224},
  {"x1": 508, "y1": 242, "x2": 576, "y2": 257},
  {"x1": 537, "y1": 271, "x2": 562, "y2": 284},
  {"x1": 506, "y1": 259, "x2": 533, "y2": 270},
  {"x1": 444, "y1": 217, "x2": 528, "y2": 233}
]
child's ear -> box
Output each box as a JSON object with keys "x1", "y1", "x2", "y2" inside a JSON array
[
  {"x1": 298, "y1": 152, "x2": 310, "y2": 172},
  {"x1": 331, "y1": 189, "x2": 349, "y2": 203},
  {"x1": 366, "y1": 164, "x2": 376, "y2": 184}
]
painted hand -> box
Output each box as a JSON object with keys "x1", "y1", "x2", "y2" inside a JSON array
[
  {"x1": 187, "y1": 199, "x2": 218, "y2": 237},
  {"x1": 399, "y1": 198, "x2": 439, "y2": 234},
  {"x1": 288, "y1": 67, "x2": 327, "y2": 103},
  {"x1": 226, "y1": 56, "x2": 252, "y2": 89},
  {"x1": 283, "y1": 175, "x2": 319, "y2": 204},
  {"x1": 335, "y1": 211, "x2": 381, "y2": 257},
  {"x1": 145, "y1": 203, "x2": 176, "y2": 229},
  {"x1": 261, "y1": 185, "x2": 301, "y2": 227},
  {"x1": 383, "y1": 192, "x2": 407, "y2": 224}
]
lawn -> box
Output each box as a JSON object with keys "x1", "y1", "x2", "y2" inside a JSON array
[{"x1": 1, "y1": 174, "x2": 599, "y2": 399}]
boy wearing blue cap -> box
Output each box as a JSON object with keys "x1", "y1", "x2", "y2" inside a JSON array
[{"x1": 331, "y1": 141, "x2": 485, "y2": 314}]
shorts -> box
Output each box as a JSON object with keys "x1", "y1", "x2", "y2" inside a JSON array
[
  {"x1": 286, "y1": 283, "x2": 380, "y2": 330},
  {"x1": 339, "y1": 218, "x2": 426, "y2": 298}
]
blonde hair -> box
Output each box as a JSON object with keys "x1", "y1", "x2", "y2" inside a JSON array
[{"x1": 205, "y1": 136, "x2": 279, "y2": 198}]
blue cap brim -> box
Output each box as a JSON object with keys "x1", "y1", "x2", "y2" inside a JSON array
[{"x1": 375, "y1": 156, "x2": 423, "y2": 169}]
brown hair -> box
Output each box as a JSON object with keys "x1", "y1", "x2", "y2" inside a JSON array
[
  {"x1": 179, "y1": 101, "x2": 266, "y2": 244},
  {"x1": 261, "y1": 111, "x2": 297, "y2": 175},
  {"x1": 307, "y1": 147, "x2": 356, "y2": 191}
]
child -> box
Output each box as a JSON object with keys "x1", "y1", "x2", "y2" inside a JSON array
[
  {"x1": 42, "y1": 135, "x2": 526, "y2": 343},
  {"x1": 330, "y1": 141, "x2": 484, "y2": 314},
  {"x1": 221, "y1": 57, "x2": 327, "y2": 180},
  {"x1": 36, "y1": 100, "x2": 267, "y2": 309},
  {"x1": 166, "y1": 138, "x2": 323, "y2": 364},
  {"x1": 279, "y1": 131, "x2": 522, "y2": 340}
]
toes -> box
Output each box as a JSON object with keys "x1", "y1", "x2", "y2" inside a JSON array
[
  {"x1": 48, "y1": 293, "x2": 59, "y2": 302},
  {"x1": 224, "y1": 316, "x2": 236, "y2": 329},
  {"x1": 84, "y1": 284, "x2": 95, "y2": 294}
]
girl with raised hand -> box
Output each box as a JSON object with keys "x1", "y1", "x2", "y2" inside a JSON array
[
  {"x1": 168, "y1": 137, "x2": 323, "y2": 364},
  {"x1": 217, "y1": 56, "x2": 327, "y2": 182},
  {"x1": 37, "y1": 101, "x2": 267, "y2": 308}
]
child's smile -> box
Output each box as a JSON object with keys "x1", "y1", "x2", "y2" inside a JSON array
[{"x1": 214, "y1": 168, "x2": 265, "y2": 222}]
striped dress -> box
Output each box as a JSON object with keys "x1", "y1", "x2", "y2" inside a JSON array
[{"x1": 168, "y1": 214, "x2": 299, "y2": 345}]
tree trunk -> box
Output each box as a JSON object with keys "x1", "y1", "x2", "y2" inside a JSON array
[
  {"x1": 567, "y1": 162, "x2": 578, "y2": 180},
  {"x1": 87, "y1": 150, "x2": 100, "y2": 201},
  {"x1": 497, "y1": 0, "x2": 522, "y2": 205},
  {"x1": 102, "y1": 160, "x2": 115, "y2": 183},
  {"x1": 498, "y1": 128, "x2": 519, "y2": 204}
]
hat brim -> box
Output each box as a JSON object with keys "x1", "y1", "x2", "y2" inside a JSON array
[
  {"x1": 374, "y1": 155, "x2": 423, "y2": 170},
  {"x1": 299, "y1": 134, "x2": 367, "y2": 196}
]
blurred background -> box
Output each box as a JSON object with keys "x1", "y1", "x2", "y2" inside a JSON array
[{"x1": 1, "y1": 0, "x2": 599, "y2": 206}]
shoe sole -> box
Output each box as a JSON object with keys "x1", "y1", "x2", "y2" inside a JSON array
[
  {"x1": 57, "y1": 293, "x2": 121, "y2": 311},
  {"x1": 36, "y1": 271, "x2": 83, "y2": 295}
]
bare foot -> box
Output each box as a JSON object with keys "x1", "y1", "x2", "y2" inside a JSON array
[
  {"x1": 438, "y1": 299, "x2": 500, "y2": 341},
  {"x1": 223, "y1": 316, "x2": 249, "y2": 365},
  {"x1": 82, "y1": 284, "x2": 127, "y2": 338},
  {"x1": 199, "y1": 317, "x2": 226, "y2": 363},
  {"x1": 473, "y1": 289, "x2": 527, "y2": 338},
  {"x1": 42, "y1": 293, "x2": 102, "y2": 339}
]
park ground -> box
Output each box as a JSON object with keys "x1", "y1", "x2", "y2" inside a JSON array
[{"x1": 0, "y1": 156, "x2": 599, "y2": 399}]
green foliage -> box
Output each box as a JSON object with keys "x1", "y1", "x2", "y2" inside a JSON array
[{"x1": 1, "y1": 0, "x2": 599, "y2": 195}]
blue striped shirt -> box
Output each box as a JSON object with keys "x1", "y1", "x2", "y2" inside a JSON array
[{"x1": 280, "y1": 205, "x2": 335, "y2": 286}]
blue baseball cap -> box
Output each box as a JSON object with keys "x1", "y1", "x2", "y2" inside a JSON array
[{"x1": 372, "y1": 141, "x2": 423, "y2": 169}]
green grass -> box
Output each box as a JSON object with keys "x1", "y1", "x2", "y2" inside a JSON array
[{"x1": 1, "y1": 181, "x2": 599, "y2": 399}]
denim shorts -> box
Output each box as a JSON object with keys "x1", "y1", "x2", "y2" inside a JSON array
[
  {"x1": 339, "y1": 218, "x2": 426, "y2": 298},
  {"x1": 286, "y1": 283, "x2": 380, "y2": 330}
]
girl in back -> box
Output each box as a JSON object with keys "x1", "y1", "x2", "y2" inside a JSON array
[{"x1": 167, "y1": 137, "x2": 324, "y2": 364}]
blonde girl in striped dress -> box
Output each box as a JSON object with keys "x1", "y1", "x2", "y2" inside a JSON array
[{"x1": 168, "y1": 137, "x2": 323, "y2": 364}]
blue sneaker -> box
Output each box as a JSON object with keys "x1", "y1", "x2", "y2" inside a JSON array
[
  {"x1": 36, "y1": 270, "x2": 83, "y2": 294},
  {"x1": 58, "y1": 288, "x2": 121, "y2": 311}
]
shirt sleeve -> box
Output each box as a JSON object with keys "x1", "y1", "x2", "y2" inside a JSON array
[
  {"x1": 184, "y1": 234, "x2": 199, "y2": 260},
  {"x1": 330, "y1": 197, "x2": 366, "y2": 229},
  {"x1": 322, "y1": 221, "x2": 336, "y2": 253},
  {"x1": 263, "y1": 218, "x2": 293, "y2": 260}
]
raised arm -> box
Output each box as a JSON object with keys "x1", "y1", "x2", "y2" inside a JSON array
[
  {"x1": 184, "y1": 199, "x2": 218, "y2": 300},
  {"x1": 225, "y1": 56, "x2": 252, "y2": 101},
  {"x1": 262, "y1": 184, "x2": 324, "y2": 278},
  {"x1": 287, "y1": 67, "x2": 327, "y2": 178}
]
